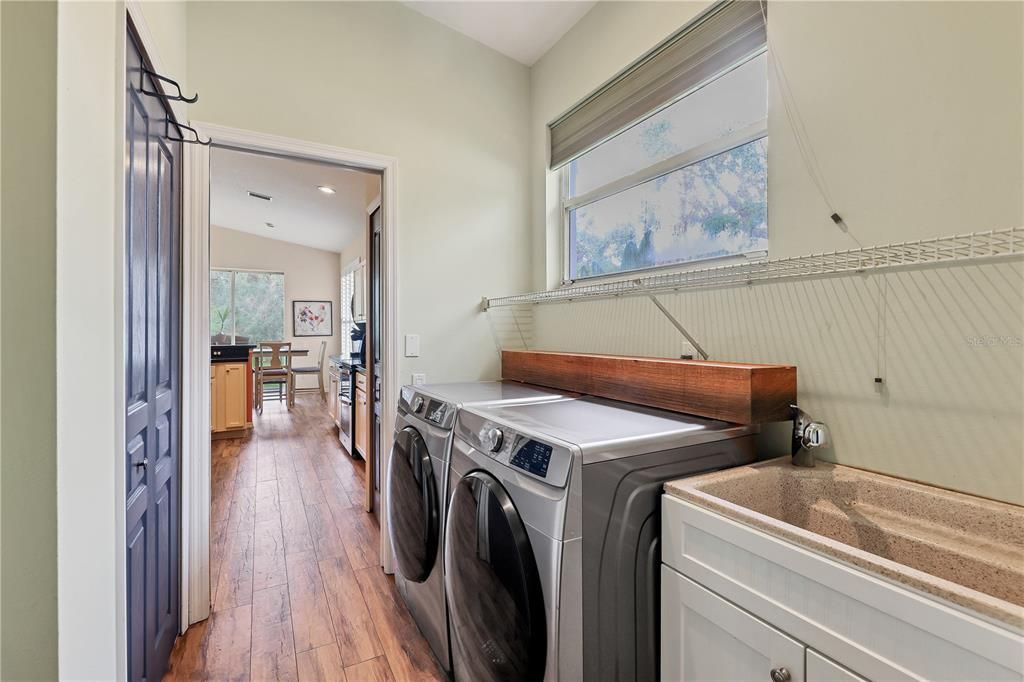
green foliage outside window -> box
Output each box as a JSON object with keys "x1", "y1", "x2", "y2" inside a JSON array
[{"x1": 210, "y1": 269, "x2": 284, "y2": 344}]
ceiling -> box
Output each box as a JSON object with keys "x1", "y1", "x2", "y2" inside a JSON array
[
  {"x1": 211, "y1": 148, "x2": 380, "y2": 253},
  {"x1": 404, "y1": 1, "x2": 596, "y2": 66}
]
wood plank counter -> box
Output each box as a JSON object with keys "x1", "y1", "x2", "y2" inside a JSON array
[{"x1": 501, "y1": 350, "x2": 796, "y2": 425}]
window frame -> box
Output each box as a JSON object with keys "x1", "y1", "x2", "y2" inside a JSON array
[
  {"x1": 561, "y1": 49, "x2": 769, "y2": 285},
  {"x1": 210, "y1": 267, "x2": 286, "y2": 345}
]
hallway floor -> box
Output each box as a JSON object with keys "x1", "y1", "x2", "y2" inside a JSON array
[{"x1": 164, "y1": 396, "x2": 443, "y2": 681}]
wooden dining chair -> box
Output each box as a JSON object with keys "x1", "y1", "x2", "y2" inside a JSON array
[
  {"x1": 290, "y1": 340, "x2": 327, "y2": 404},
  {"x1": 255, "y1": 341, "x2": 292, "y2": 414}
]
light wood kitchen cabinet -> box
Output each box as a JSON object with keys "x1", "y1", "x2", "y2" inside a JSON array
[
  {"x1": 211, "y1": 372, "x2": 220, "y2": 431},
  {"x1": 354, "y1": 370, "x2": 368, "y2": 457},
  {"x1": 211, "y1": 362, "x2": 249, "y2": 434}
]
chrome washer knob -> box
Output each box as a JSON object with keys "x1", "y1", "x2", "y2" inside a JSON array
[
  {"x1": 482, "y1": 427, "x2": 504, "y2": 453},
  {"x1": 412, "y1": 396, "x2": 424, "y2": 413},
  {"x1": 770, "y1": 668, "x2": 791, "y2": 682}
]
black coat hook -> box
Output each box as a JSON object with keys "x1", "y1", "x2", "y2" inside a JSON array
[
  {"x1": 166, "y1": 119, "x2": 211, "y2": 146},
  {"x1": 142, "y1": 68, "x2": 199, "y2": 104}
]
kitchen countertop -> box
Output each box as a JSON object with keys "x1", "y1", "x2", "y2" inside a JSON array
[
  {"x1": 329, "y1": 355, "x2": 365, "y2": 370},
  {"x1": 666, "y1": 458, "x2": 1024, "y2": 628}
]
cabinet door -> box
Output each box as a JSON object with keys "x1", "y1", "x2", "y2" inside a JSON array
[
  {"x1": 210, "y1": 369, "x2": 219, "y2": 432},
  {"x1": 807, "y1": 650, "x2": 867, "y2": 682},
  {"x1": 211, "y1": 364, "x2": 225, "y2": 432},
  {"x1": 223, "y1": 363, "x2": 247, "y2": 429},
  {"x1": 355, "y1": 387, "x2": 368, "y2": 457},
  {"x1": 662, "y1": 566, "x2": 805, "y2": 682}
]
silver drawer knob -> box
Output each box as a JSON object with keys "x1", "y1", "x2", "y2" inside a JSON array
[{"x1": 770, "y1": 667, "x2": 791, "y2": 682}]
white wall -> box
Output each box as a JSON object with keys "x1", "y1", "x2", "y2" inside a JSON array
[
  {"x1": 187, "y1": 1, "x2": 532, "y2": 388},
  {"x1": 339, "y1": 186, "x2": 378, "y2": 276},
  {"x1": 211, "y1": 226, "x2": 341, "y2": 386},
  {"x1": 527, "y1": 1, "x2": 1024, "y2": 504}
]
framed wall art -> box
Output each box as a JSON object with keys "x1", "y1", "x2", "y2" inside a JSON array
[{"x1": 292, "y1": 300, "x2": 333, "y2": 337}]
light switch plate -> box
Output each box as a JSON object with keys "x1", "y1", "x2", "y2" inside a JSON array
[
  {"x1": 405, "y1": 334, "x2": 421, "y2": 357},
  {"x1": 412, "y1": 373, "x2": 426, "y2": 386}
]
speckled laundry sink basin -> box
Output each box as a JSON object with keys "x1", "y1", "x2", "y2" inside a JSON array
[{"x1": 666, "y1": 457, "x2": 1024, "y2": 628}]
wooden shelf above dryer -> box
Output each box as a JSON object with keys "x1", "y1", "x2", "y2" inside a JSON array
[{"x1": 501, "y1": 350, "x2": 796, "y2": 425}]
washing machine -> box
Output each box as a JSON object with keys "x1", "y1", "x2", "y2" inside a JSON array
[
  {"x1": 443, "y1": 396, "x2": 758, "y2": 682},
  {"x1": 386, "y1": 381, "x2": 577, "y2": 675}
]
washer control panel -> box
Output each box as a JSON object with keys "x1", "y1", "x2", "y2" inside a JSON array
[
  {"x1": 424, "y1": 399, "x2": 449, "y2": 426},
  {"x1": 399, "y1": 386, "x2": 456, "y2": 429}
]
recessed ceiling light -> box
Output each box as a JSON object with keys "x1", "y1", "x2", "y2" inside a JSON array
[
  {"x1": 317, "y1": 185, "x2": 336, "y2": 194},
  {"x1": 265, "y1": 222, "x2": 275, "y2": 229}
]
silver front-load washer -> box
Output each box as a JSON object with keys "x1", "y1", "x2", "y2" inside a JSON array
[
  {"x1": 386, "y1": 381, "x2": 577, "y2": 675},
  {"x1": 443, "y1": 396, "x2": 757, "y2": 681}
]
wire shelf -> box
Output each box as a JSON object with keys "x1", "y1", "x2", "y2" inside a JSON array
[{"x1": 484, "y1": 227, "x2": 1024, "y2": 308}]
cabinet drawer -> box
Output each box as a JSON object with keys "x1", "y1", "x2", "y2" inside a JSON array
[
  {"x1": 662, "y1": 565, "x2": 805, "y2": 682},
  {"x1": 355, "y1": 370, "x2": 367, "y2": 391},
  {"x1": 807, "y1": 650, "x2": 867, "y2": 682}
]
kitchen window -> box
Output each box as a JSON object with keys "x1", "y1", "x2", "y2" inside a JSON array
[
  {"x1": 210, "y1": 269, "x2": 285, "y2": 345},
  {"x1": 552, "y1": 1, "x2": 768, "y2": 281},
  {"x1": 340, "y1": 268, "x2": 355, "y2": 357}
]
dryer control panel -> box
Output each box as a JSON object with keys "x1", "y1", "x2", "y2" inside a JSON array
[
  {"x1": 456, "y1": 409, "x2": 573, "y2": 488},
  {"x1": 510, "y1": 440, "x2": 553, "y2": 478}
]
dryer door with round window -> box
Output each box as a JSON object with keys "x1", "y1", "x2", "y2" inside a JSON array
[
  {"x1": 386, "y1": 426, "x2": 439, "y2": 582},
  {"x1": 444, "y1": 470, "x2": 547, "y2": 682}
]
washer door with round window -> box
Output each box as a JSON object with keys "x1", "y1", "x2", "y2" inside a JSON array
[
  {"x1": 444, "y1": 470, "x2": 547, "y2": 682},
  {"x1": 386, "y1": 426, "x2": 440, "y2": 583}
]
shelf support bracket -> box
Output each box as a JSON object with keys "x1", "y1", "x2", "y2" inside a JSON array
[{"x1": 646, "y1": 293, "x2": 709, "y2": 361}]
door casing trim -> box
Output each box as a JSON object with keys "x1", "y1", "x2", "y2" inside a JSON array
[{"x1": 181, "y1": 122, "x2": 400, "y2": 627}]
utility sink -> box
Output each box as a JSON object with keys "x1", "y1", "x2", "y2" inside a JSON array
[{"x1": 666, "y1": 457, "x2": 1024, "y2": 627}]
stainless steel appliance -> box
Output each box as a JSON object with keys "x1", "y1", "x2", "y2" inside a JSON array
[
  {"x1": 443, "y1": 397, "x2": 757, "y2": 681},
  {"x1": 387, "y1": 382, "x2": 576, "y2": 676},
  {"x1": 337, "y1": 363, "x2": 353, "y2": 454}
]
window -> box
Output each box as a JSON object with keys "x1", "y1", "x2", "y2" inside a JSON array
[
  {"x1": 564, "y1": 51, "x2": 768, "y2": 280},
  {"x1": 210, "y1": 269, "x2": 285, "y2": 344},
  {"x1": 340, "y1": 268, "x2": 355, "y2": 357}
]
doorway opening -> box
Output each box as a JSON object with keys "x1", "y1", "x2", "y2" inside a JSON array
[{"x1": 178, "y1": 126, "x2": 401, "y2": 641}]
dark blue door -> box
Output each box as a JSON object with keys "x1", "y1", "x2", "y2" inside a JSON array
[{"x1": 125, "y1": 21, "x2": 182, "y2": 682}]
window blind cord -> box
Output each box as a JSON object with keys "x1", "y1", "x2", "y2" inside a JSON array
[
  {"x1": 758, "y1": 0, "x2": 851, "y2": 239},
  {"x1": 759, "y1": 0, "x2": 887, "y2": 385}
]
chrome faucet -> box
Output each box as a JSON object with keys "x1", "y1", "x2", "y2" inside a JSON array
[{"x1": 791, "y1": 405, "x2": 830, "y2": 467}]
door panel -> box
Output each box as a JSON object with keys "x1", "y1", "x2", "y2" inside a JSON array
[
  {"x1": 444, "y1": 471, "x2": 547, "y2": 682},
  {"x1": 386, "y1": 426, "x2": 439, "y2": 582},
  {"x1": 224, "y1": 364, "x2": 246, "y2": 428},
  {"x1": 127, "y1": 522, "x2": 147, "y2": 679},
  {"x1": 661, "y1": 566, "x2": 806, "y2": 682},
  {"x1": 125, "y1": 22, "x2": 182, "y2": 682}
]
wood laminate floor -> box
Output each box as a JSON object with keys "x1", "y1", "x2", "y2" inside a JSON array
[{"x1": 164, "y1": 396, "x2": 444, "y2": 682}]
